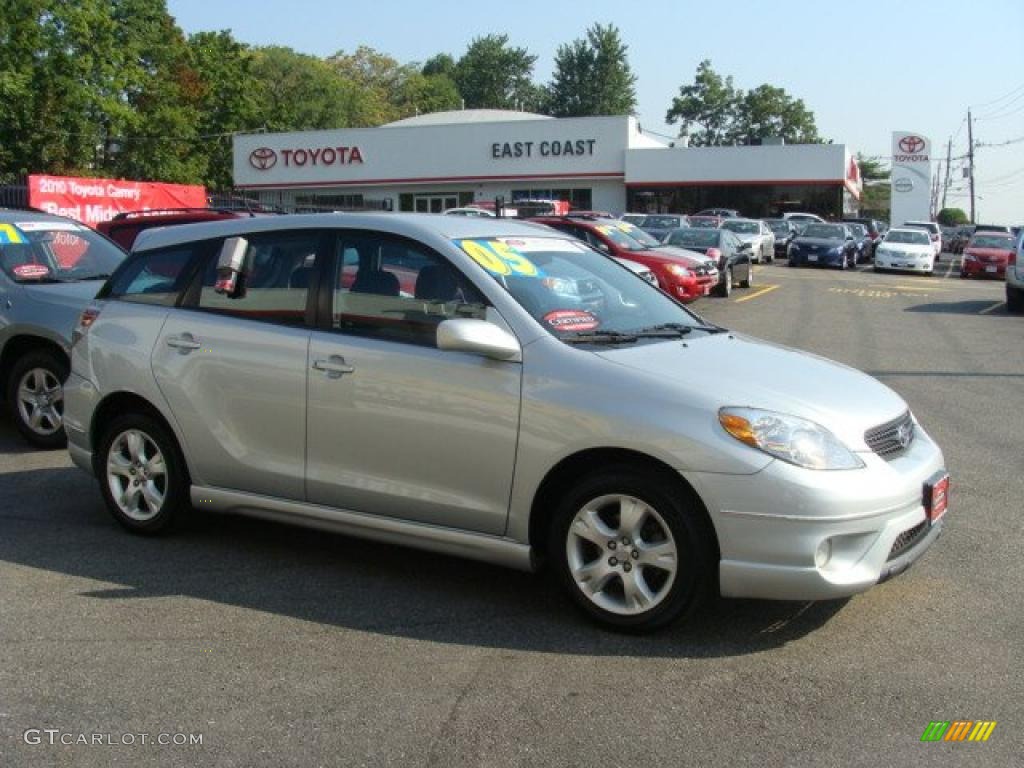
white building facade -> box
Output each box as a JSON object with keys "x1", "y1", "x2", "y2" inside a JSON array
[{"x1": 233, "y1": 111, "x2": 862, "y2": 218}]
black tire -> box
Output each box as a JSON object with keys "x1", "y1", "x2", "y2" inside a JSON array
[
  {"x1": 717, "y1": 266, "x2": 733, "y2": 297},
  {"x1": 1007, "y1": 284, "x2": 1023, "y2": 313},
  {"x1": 96, "y1": 412, "x2": 190, "y2": 535},
  {"x1": 739, "y1": 263, "x2": 753, "y2": 289},
  {"x1": 548, "y1": 467, "x2": 716, "y2": 632},
  {"x1": 6, "y1": 349, "x2": 68, "y2": 449}
]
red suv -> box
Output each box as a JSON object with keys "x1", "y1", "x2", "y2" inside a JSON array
[
  {"x1": 97, "y1": 208, "x2": 273, "y2": 250},
  {"x1": 530, "y1": 216, "x2": 718, "y2": 302}
]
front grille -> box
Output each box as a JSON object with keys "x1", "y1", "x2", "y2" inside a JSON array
[
  {"x1": 864, "y1": 411, "x2": 915, "y2": 459},
  {"x1": 887, "y1": 520, "x2": 928, "y2": 561}
]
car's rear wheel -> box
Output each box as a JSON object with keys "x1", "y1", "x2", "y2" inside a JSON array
[
  {"x1": 97, "y1": 413, "x2": 189, "y2": 534},
  {"x1": 6, "y1": 350, "x2": 68, "y2": 449},
  {"x1": 549, "y1": 469, "x2": 715, "y2": 632}
]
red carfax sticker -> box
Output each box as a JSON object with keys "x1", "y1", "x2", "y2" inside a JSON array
[
  {"x1": 543, "y1": 309, "x2": 599, "y2": 332},
  {"x1": 12, "y1": 263, "x2": 51, "y2": 279}
]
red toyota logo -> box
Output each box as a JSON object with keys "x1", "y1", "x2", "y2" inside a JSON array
[
  {"x1": 898, "y1": 135, "x2": 926, "y2": 154},
  {"x1": 249, "y1": 147, "x2": 278, "y2": 171}
]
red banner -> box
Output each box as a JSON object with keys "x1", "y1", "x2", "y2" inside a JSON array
[{"x1": 27, "y1": 174, "x2": 207, "y2": 228}]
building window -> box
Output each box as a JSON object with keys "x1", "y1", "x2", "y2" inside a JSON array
[
  {"x1": 511, "y1": 188, "x2": 592, "y2": 210},
  {"x1": 295, "y1": 193, "x2": 365, "y2": 212}
]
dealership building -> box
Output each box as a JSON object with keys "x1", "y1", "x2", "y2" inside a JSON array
[{"x1": 232, "y1": 110, "x2": 862, "y2": 218}]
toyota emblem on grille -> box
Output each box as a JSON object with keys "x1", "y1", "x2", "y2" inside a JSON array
[
  {"x1": 898, "y1": 135, "x2": 926, "y2": 154},
  {"x1": 249, "y1": 147, "x2": 278, "y2": 171},
  {"x1": 897, "y1": 422, "x2": 913, "y2": 449}
]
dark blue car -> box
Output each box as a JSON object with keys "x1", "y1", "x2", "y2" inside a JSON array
[{"x1": 787, "y1": 223, "x2": 858, "y2": 269}]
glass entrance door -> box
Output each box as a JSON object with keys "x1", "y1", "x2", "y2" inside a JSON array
[{"x1": 414, "y1": 194, "x2": 459, "y2": 213}]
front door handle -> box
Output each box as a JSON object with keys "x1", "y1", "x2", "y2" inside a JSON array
[
  {"x1": 166, "y1": 334, "x2": 201, "y2": 353},
  {"x1": 312, "y1": 355, "x2": 355, "y2": 378}
]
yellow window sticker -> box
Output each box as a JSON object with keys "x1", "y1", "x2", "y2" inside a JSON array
[{"x1": 457, "y1": 239, "x2": 541, "y2": 277}]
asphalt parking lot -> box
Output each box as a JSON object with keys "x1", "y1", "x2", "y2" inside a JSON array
[{"x1": 1, "y1": 254, "x2": 1022, "y2": 768}]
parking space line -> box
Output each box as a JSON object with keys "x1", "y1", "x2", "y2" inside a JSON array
[
  {"x1": 979, "y1": 301, "x2": 1004, "y2": 315},
  {"x1": 943, "y1": 259, "x2": 956, "y2": 278},
  {"x1": 870, "y1": 283, "x2": 947, "y2": 292},
  {"x1": 735, "y1": 284, "x2": 779, "y2": 303}
]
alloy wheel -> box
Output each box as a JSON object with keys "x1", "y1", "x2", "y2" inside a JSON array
[
  {"x1": 106, "y1": 430, "x2": 168, "y2": 522},
  {"x1": 566, "y1": 494, "x2": 678, "y2": 616},
  {"x1": 16, "y1": 367, "x2": 64, "y2": 437}
]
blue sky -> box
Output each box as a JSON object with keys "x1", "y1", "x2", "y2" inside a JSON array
[{"x1": 167, "y1": 0, "x2": 1024, "y2": 223}]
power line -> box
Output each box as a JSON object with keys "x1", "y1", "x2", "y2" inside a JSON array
[
  {"x1": 975, "y1": 98, "x2": 1024, "y2": 122},
  {"x1": 970, "y1": 81, "x2": 1024, "y2": 110}
]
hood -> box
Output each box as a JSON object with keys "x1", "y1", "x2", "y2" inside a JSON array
[
  {"x1": 793, "y1": 237, "x2": 845, "y2": 249},
  {"x1": 731, "y1": 233, "x2": 760, "y2": 243},
  {"x1": 658, "y1": 245, "x2": 716, "y2": 267},
  {"x1": 20, "y1": 280, "x2": 104, "y2": 308},
  {"x1": 594, "y1": 333, "x2": 907, "y2": 450}
]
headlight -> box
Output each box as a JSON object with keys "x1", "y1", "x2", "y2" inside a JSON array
[
  {"x1": 829, "y1": 246, "x2": 844, "y2": 254},
  {"x1": 719, "y1": 407, "x2": 864, "y2": 470},
  {"x1": 963, "y1": 253, "x2": 976, "y2": 261},
  {"x1": 788, "y1": 244, "x2": 800, "y2": 254},
  {"x1": 665, "y1": 264, "x2": 692, "y2": 278}
]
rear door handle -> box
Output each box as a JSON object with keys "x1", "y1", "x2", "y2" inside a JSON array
[
  {"x1": 312, "y1": 355, "x2": 355, "y2": 378},
  {"x1": 166, "y1": 334, "x2": 201, "y2": 352}
]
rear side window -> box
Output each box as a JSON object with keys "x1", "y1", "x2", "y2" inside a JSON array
[
  {"x1": 195, "y1": 231, "x2": 323, "y2": 327},
  {"x1": 104, "y1": 246, "x2": 202, "y2": 305}
]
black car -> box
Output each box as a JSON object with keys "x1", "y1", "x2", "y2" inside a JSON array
[
  {"x1": 845, "y1": 223, "x2": 874, "y2": 263},
  {"x1": 841, "y1": 217, "x2": 887, "y2": 257},
  {"x1": 694, "y1": 208, "x2": 741, "y2": 218},
  {"x1": 764, "y1": 219, "x2": 799, "y2": 259},
  {"x1": 787, "y1": 223, "x2": 858, "y2": 269},
  {"x1": 662, "y1": 227, "x2": 753, "y2": 297}
]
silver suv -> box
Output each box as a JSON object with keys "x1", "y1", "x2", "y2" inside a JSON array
[
  {"x1": 65, "y1": 214, "x2": 948, "y2": 631},
  {"x1": 0, "y1": 209, "x2": 126, "y2": 447}
]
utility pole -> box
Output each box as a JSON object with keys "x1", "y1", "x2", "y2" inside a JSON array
[
  {"x1": 941, "y1": 138, "x2": 952, "y2": 211},
  {"x1": 967, "y1": 109, "x2": 976, "y2": 223},
  {"x1": 930, "y1": 162, "x2": 941, "y2": 219}
]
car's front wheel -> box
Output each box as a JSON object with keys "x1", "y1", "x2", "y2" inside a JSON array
[
  {"x1": 6, "y1": 350, "x2": 68, "y2": 449},
  {"x1": 717, "y1": 266, "x2": 733, "y2": 297},
  {"x1": 549, "y1": 469, "x2": 715, "y2": 632},
  {"x1": 97, "y1": 413, "x2": 189, "y2": 534}
]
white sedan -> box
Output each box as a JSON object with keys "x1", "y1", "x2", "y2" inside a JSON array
[
  {"x1": 720, "y1": 218, "x2": 776, "y2": 263},
  {"x1": 873, "y1": 228, "x2": 936, "y2": 274}
]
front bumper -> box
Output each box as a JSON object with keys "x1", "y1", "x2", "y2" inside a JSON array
[
  {"x1": 875, "y1": 253, "x2": 933, "y2": 272},
  {"x1": 685, "y1": 423, "x2": 946, "y2": 601},
  {"x1": 961, "y1": 260, "x2": 1006, "y2": 278}
]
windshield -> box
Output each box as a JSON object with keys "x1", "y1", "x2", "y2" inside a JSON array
[
  {"x1": 884, "y1": 230, "x2": 930, "y2": 245},
  {"x1": 847, "y1": 224, "x2": 867, "y2": 236},
  {"x1": 611, "y1": 221, "x2": 662, "y2": 247},
  {"x1": 721, "y1": 221, "x2": 758, "y2": 235},
  {"x1": 643, "y1": 215, "x2": 681, "y2": 229},
  {"x1": 620, "y1": 214, "x2": 647, "y2": 226},
  {"x1": 665, "y1": 229, "x2": 718, "y2": 248},
  {"x1": 766, "y1": 221, "x2": 790, "y2": 234},
  {"x1": 969, "y1": 235, "x2": 1014, "y2": 249},
  {"x1": 590, "y1": 223, "x2": 649, "y2": 252},
  {"x1": 689, "y1": 217, "x2": 720, "y2": 229},
  {"x1": 455, "y1": 236, "x2": 706, "y2": 342},
  {"x1": 0, "y1": 221, "x2": 125, "y2": 283},
  {"x1": 799, "y1": 224, "x2": 845, "y2": 239}
]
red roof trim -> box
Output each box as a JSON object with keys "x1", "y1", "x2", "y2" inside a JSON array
[
  {"x1": 236, "y1": 171, "x2": 623, "y2": 189},
  {"x1": 626, "y1": 179, "x2": 847, "y2": 188}
]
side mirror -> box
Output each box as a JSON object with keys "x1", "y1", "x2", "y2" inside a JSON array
[
  {"x1": 215, "y1": 237, "x2": 249, "y2": 296},
  {"x1": 737, "y1": 242, "x2": 752, "y2": 252},
  {"x1": 437, "y1": 318, "x2": 521, "y2": 362}
]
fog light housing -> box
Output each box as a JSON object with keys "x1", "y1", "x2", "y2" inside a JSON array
[{"x1": 815, "y1": 540, "x2": 832, "y2": 569}]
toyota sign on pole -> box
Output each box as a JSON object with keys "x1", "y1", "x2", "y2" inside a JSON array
[{"x1": 890, "y1": 131, "x2": 932, "y2": 226}]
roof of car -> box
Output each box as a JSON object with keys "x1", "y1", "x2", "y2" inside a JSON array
[
  {"x1": 133, "y1": 212, "x2": 560, "y2": 252},
  {"x1": 0, "y1": 207, "x2": 80, "y2": 225}
]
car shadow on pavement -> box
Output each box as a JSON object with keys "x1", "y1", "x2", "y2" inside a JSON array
[
  {"x1": 0, "y1": 463, "x2": 848, "y2": 659},
  {"x1": 904, "y1": 299, "x2": 1007, "y2": 315}
]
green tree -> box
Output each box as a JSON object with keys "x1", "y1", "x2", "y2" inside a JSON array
[
  {"x1": 421, "y1": 53, "x2": 456, "y2": 79},
  {"x1": 730, "y1": 84, "x2": 821, "y2": 144},
  {"x1": 249, "y1": 46, "x2": 373, "y2": 131},
  {"x1": 394, "y1": 72, "x2": 461, "y2": 118},
  {"x1": 188, "y1": 30, "x2": 262, "y2": 188},
  {"x1": 547, "y1": 24, "x2": 636, "y2": 117},
  {"x1": 455, "y1": 34, "x2": 538, "y2": 110},
  {"x1": 936, "y1": 207, "x2": 969, "y2": 226},
  {"x1": 665, "y1": 60, "x2": 740, "y2": 145}
]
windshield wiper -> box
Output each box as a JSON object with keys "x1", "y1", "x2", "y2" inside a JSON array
[
  {"x1": 629, "y1": 322, "x2": 695, "y2": 337},
  {"x1": 562, "y1": 329, "x2": 639, "y2": 345}
]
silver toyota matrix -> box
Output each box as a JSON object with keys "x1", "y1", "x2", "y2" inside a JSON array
[{"x1": 65, "y1": 214, "x2": 949, "y2": 631}]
